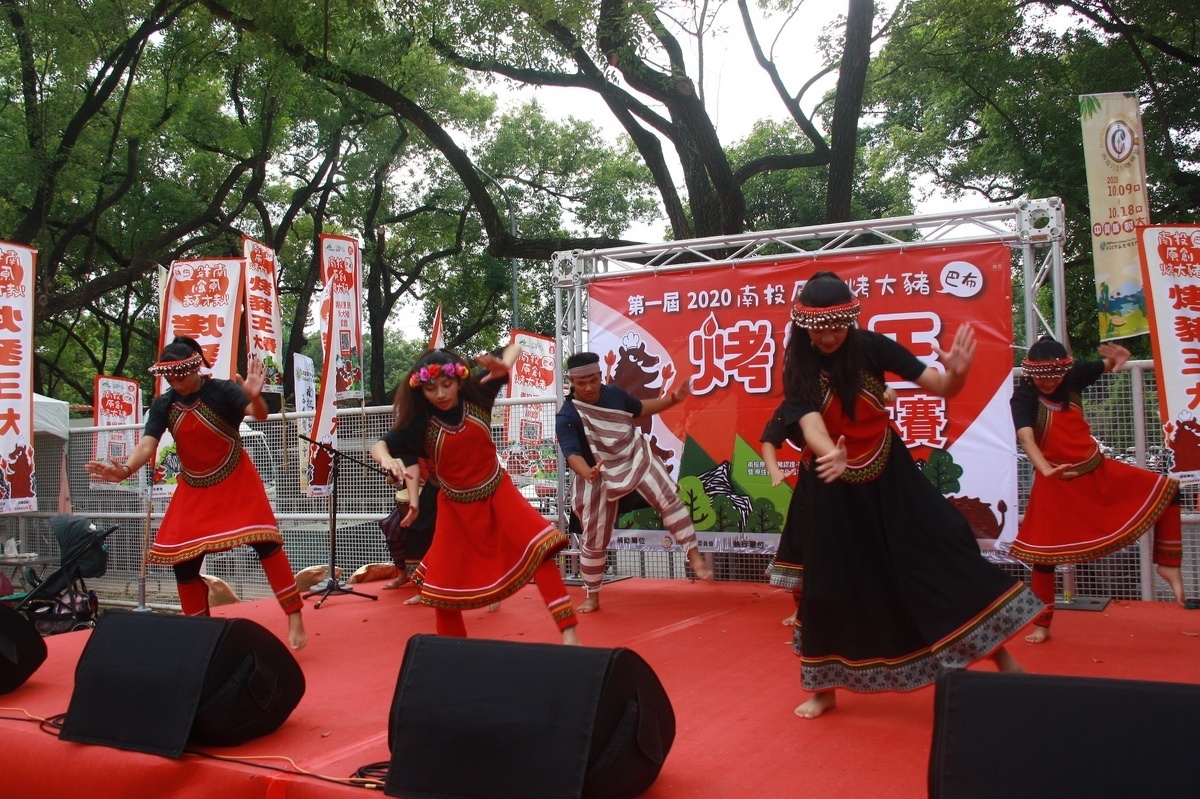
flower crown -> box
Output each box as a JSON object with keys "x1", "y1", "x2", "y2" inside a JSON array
[
  {"x1": 790, "y1": 298, "x2": 861, "y2": 329},
  {"x1": 1021, "y1": 356, "x2": 1073, "y2": 380},
  {"x1": 409, "y1": 361, "x2": 469, "y2": 388},
  {"x1": 148, "y1": 352, "x2": 204, "y2": 377}
]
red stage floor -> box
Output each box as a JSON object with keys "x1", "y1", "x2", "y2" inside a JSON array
[{"x1": 3, "y1": 579, "x2": 1200, "y2": 798}]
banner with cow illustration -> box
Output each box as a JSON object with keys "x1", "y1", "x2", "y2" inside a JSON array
[
  {"x1": 318, "y1": 234, "x2": 364, "y2": 401},
  {"x1": 586, "y1": 242, "x2": 1018, "y2": 551},
  {"x1": 243, "y1": 237, "x2": 285, "y2": 394},
  {"x1": 0, "y1": 240, "x2": 37, "y2": 513}
]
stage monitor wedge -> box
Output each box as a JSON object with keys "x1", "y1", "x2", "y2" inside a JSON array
[
  {"x1": 387, "y1": 634, "x2": 675, "y2": 799},
  {"x1": 0, "y1": 603, "x2": 47, "y2": 694},
  {"x1": 930, "y1": 669, "x2": 1200, "y2": 799},
  {"x1": 59, "y1": 610, "x2": 304, "y2": 758}
]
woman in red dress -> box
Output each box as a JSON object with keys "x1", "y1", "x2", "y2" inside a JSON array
[
  {"x1": 86, "y1": 337, "x2": 306, "y2": 649},
  {"x1": 1011, "y1": 336, "x2": 1186, "y2": 643},
  {"x1": 370, "y1": 345, "x2": 580, "y2": 644}
]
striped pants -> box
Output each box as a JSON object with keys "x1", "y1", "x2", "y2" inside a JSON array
[{"x1": 574, "y1": 456, "x2": 698, "y2": 595}]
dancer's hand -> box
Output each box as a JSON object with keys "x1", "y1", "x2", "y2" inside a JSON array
[
  {"x1": 1098, "y1": 342, "x2": 1131, "y2": 373},
  {"x1": 768, "y1": 465, "x2": 797, "y2": 487},
  {"x1": 815, "y1": 436, "x2": 847, "y2": 483},
  {"x1": 85, "y1": 457, "x2": 132, "y2": 483},
  {"x1": 479, "y1": 343, "x2": 521, "y2": 383},
  {"x1": 1042, "y1": 462, "x2": 1080, "y2": 481},
  {"x1": 238, "y1": 355, "x2": 266, "y2": 399},
  {"x1": 934, "y1": 324, "x2": 976, "y2": 378}
]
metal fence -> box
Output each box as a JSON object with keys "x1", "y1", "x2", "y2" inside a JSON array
[{"x1": 2, "y1": 361, "x2": 1196, "y2": 609}]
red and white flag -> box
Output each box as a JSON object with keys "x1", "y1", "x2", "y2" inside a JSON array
[
  {"x1": 318, "y1": 234, "x2": 364, "y2": 401},
  {"x1": 429, "y1": 302, "x2": 446, "y2": 350},
  {"x1": 242, "y1": 237, "x2": 285, "y2": 394},
  {"x1": 0, "y1": 240, "x2": 37, "y2": 513}
]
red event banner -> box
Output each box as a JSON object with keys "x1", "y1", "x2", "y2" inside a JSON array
[
  {"x1": 242, "y1": 237, "x2": 285, "y2": 394},
  {"x1": 1137, "y1": 224, "x2": 1200, "y2": 482},
  {"x1": 0, "y1": 240, "x2": 37, "y2": 513},
  {"x1": 158, "y1": 258, "x2": 245, "y2": 390},
  {"x1": 586, "y1": 242, "x2": 1017, "y2": 547},
  {"x1": 91, "y1": 375, "x2": 142, "y2": 491},
  {"x1": 318, "y1": 234, "x2": 364, "y2": 401}
]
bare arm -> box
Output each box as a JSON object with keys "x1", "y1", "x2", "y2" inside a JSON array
[
  {"x1": 762, "y1": 441, "x2": 795, "y2": 487},
  {"x1": 236, "y1": 356, "x2": 269, "y2": 420},
  {"x1": 85, "y1": 434, "x2": 161, "y2": 482},
  {"x1": 797, "y1": 412, "x2": 848, "y2": 483},
  {"x1": 1016, "y1": 426, "x2": 1077, "y2": 480},
  {"x1": 638, "y1": 377, "x2": 692, "y2": 417}
]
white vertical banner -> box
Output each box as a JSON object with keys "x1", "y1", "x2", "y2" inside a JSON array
[
  {"x1": 505, "y1": 329, "x2": 557, "y2": 445},
  {"x1": 1138, "y1": 224, "x2": 1200, "y2": 484},
  {"x1": 91, "y1": 375, "x2": 142, "y2": 491},
  {"x1": 306, "y1": 286, "x2": 338, "y2": 497},
  {"x1": 243, "y1": 237, "x2": 285, "y2": 394},
  {"x1": 158, "y1": 258, "x2": 246, "y2": 389},
  {"x1": 1080, "y1": 92, "x2": 1152, "y2": 341},
  {"x1": 293, "y1": 352, "x2": 316, "y2": 492},
  {"x1": 0, "y1": 240, "x2": 37, "y2": 513},
  {"x1": 318, "y1": 234, "x2": 364, "y2": 401}
]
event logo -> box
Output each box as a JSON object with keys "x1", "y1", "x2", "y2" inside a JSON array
[
  {"x1": 171, "y1": 262, "x2": 230, "y2": 307},
  {"x1": 1104, "y1": 119, "x2": 1136, "y2": 164},
  {"x1": 937, "y1": 261, "x2": 984, "y2": 298}
]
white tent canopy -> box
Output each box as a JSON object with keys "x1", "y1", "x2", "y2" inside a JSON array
[{"x1": 33, "y1": 393, "x2": 69, "y2": 440}]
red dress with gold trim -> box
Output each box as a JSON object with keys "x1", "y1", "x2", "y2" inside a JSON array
[
  {"x1": 1010, "y1": 365, "x2": 1176, "y2": 564},
  {"x1": 146, "y1": 381, "x2": 283, "y2": 565},
  {"x1": 391, "y1": 400, "x2": 566, "y2": 611}
]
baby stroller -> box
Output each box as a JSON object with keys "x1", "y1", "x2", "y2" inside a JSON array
[{"x1": 12, "y1": 515, "x2": 116, "y2": 635}]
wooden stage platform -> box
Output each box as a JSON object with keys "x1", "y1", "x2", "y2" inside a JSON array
[{"x1": 3, "y1": 578, "x2": 1199, "y2": 798}]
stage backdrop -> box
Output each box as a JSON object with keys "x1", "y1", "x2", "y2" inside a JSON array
[{"x1": 586, "y1": 242, "x2": 1018, "y2": 551}]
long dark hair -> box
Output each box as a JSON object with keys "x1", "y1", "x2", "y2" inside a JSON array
[
  {"x1": 391, "y1": 349, "x2": 485, "y2": 430},
  {"x1": 159, "y1": 335, "x2": 210, "y2": 366},
  {"x1": 782, "y1": 271, "x2": 864, "y2": 419}
]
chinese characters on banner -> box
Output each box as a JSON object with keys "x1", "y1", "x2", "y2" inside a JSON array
[
  {"x1": 1137, "y1": 225, "x2": 1200, "y2": 483},
  {"x1": 90, "y1": 376, "x2": 142, "y2": 491},
  {"x1": 293, "y1": 352, "x2": 317, "y2": 492},
  {"x1": 318, "y1": 234, "x2": 364, "y2": 401},
  {"x1": 1080, "y1": 92, "x2": 1152, "y2": 341},
  {"x1": 158, "y1": 258, "x2": 246, "y2": 391},
  {"x1": 242, "y1": 237, "x2": 285, "y2": 394},
  {"x1": 502, "y1": 329, "x2": 557, "y2": 445},
  {"x1": 306, "y1": 293, "x2": 339, "y2": 497},
  {"x1": 0, "y1": 240, "x2": 37, "y2": 513},
  {"x1": 587, "y1": 242, "x2": 1018, "y2": 548}
]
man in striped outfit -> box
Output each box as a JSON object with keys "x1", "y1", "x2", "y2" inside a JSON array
[{"x1": 556, "y1": 352, "x2": 713, "y2": 612}]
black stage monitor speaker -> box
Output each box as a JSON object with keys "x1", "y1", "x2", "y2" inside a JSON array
[
  {"x1": 930, "y1": 669, "x2": 1200, "y2": 799},
  {"x1": 386, "y1": 634, "x2": 675, "y2": 799},
  {"x1": 59, "y1": 610, "x2": 305, "y2": 758},
  {"x1": 0, "y1": 603, "x2": 47, "y2": 693}
]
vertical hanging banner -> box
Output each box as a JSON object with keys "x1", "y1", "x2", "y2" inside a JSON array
[
  {"x1": 505, "y1": 330, "x2": 557, "y2": 444},
  {"x1": 428, "y1": 302, "x2": 446, "y2": 350},
  {"x1": 1137, "y1": 224, "x2": 1200, "y2": 483},
  {"x1": 1080, "y1": 92, "x2": 1152, "y2": 341},
  {"x1": 306, "y1": 284, "x2": 338, "y2": 497},
  {"x1": 91, "y1": 376, "x2": 142, "y2": 491},
  {"x1": 318, "y1": 234, "x2": 364, "y2": 401},
  {"x1": 0, "y1": 240, "x2": 37, "y2": 513},
  {"x1": 586, "y1": 242, "x2": 1017, "y2": 550},
  {"x1": 242, "y1": 237, "x2": 285, "y2": 394},
  {"x1": 158, "y1": 258, "x2": 246, "y2": 389},
  {"x1": 293, "y1": 352, "x2": 317, "y2": 492}
]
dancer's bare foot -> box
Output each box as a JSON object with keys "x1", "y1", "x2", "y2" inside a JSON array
[
  {"x1": 288, "y1": 613, "x2": 307, "y2": 650},
  {"x1": 381, "y1": 572, "x2": 410, "y2": 590},
  {"x1": 1156, "y1": 564, "x2": 1186, "y2": 605},
  {"x1": 403, "y1": 594, "x2": 422, "y2": 605},
  {"x1": 991, "y1": 645, "x2": 1025, "y2": 673},
  {"x1": 687, "y1": 548, "x2": 714, "y2": 581},
  {"x1": 782, "y1": 612, "x2": 797, "y2": 626},
  {"x1": 562, "y1": 625, "x2": 582, "y2": 646},
  {"x1": 1024, "y1": 625, "x2": 1050, "y2": 644},
  {"x1": 487, "y1": 602, "x2": 501, "y2": 612},
  {"x1": 794, "y1": 690, "x2": 836, "y2": 719},
  {"x1": 578, "y1": 592, "x2": 600, "y2": 614}
]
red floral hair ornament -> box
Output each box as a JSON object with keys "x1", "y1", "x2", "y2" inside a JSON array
[{"x1": 408, "y1": 361, "x2": 469, "y2": 388}]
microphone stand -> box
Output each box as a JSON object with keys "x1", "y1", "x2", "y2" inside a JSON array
[{"x1": 299, "y1": 434, "x2": 385, "y2": 608}]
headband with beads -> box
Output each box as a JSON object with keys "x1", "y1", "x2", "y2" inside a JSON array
[
  {"x1": 1021, "y1": 356, "x2": 1073, "y2": 380},
  {"x1": 148, "y1": 352, "x2": 205, "y2": 377},
  {"x1": 409, "y1": 361, "x2": 469, "y2": 388},
  {"x1": 790, "y1": 298, "x2": 861, "y2": 330}
]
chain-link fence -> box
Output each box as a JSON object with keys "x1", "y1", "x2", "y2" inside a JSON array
[{"x1": 2, "y1": 362, "x2": 1195, "y2": 609}]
